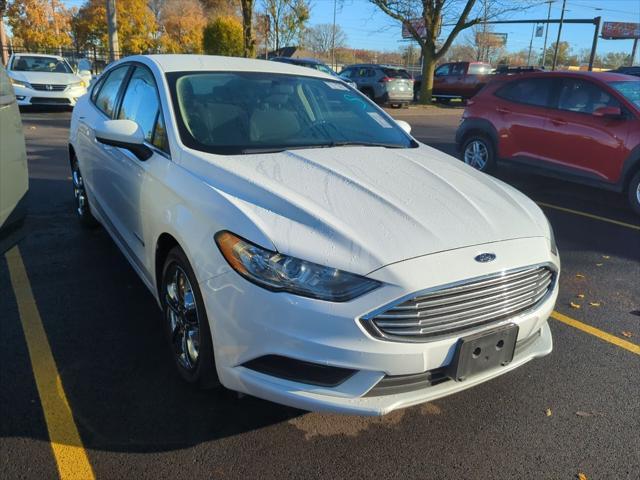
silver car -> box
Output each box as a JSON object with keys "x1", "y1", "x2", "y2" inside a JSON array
[{"x1": 340, "y1": 64, "x2": 414, "y2": 107}]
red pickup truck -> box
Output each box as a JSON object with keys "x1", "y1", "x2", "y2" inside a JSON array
[{"x1": 414, "y1": 61, "x2": 493, "y2": 102}]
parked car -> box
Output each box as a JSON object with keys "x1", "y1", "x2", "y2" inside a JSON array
[
  {"x1": 414, "y1": 61, "x2": 493, "y2": 102},
  {"x1": 270, "y1": 57, "x2": 357, "y2": 88},
  {"x1": 340, "y1": 64, "x2": 414, "y2": 107},
  {"x1": 6, "y1": 53, "x2": 88, "y2": 107},
  {"x1": 69, "y1": 54, "x2": 559, "y2": 415},
  {"x1": 456, "y1": 71, "x2": 640, "y2": 214},
  {"x1": 0, "y1": 64, "x2": 29, "y2": 252},
  {"x1": 610, "y1": 66, "x2": 640, "y2": 78}
]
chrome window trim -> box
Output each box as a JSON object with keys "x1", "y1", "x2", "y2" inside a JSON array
[{"x1": 359, "y1": 262, "x2": 558, "y2": 343}]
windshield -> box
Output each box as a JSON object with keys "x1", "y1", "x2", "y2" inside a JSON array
[
  {"x1": 169, "y1": 72, "x2": 415, "y2": 155},
  {"x1": 610, "y1": 81, "x2": 640, "y2": 108},
  {"x1": 11, "y1": 55, "x2": 73, "y2": 74},
  {"x1": 312, "y1": 63, "x2": 335, "y2": 75},
  {"x1": 468, "y1": 63, "x2": 492, "y2": 75},
  {"x1": 382, "y1": 68, "x2": 411, "y2": 79}
]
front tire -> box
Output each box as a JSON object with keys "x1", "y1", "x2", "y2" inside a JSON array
[
  {"x1": 627, "y1": 170, "x2": 640, "y2": 216},
  {"x1": 71, "y1": 155, "x2": 99, "y2": 228},
  {"x1": 161, "y1": 246, "x2": 219, "y2": 389},
  {"x1": 461, "y1": 134, "x2": 496, "y2": 173}
]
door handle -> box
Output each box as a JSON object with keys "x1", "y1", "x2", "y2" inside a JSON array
[
  {"x1": 550, "y1": 118, "x2": 567, "y2": 126},
  {"x1": 496, "y1": 107, "x2": 511, "y2": 114}
]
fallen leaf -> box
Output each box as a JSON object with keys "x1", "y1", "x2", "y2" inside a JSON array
[
  {"x1": 596, "y1": 263, "x2": 603, "y2": 267},
  {"x1": 570, "y1": 302, "x2": 581, "y2": 309},
  {"x1": 621, "y1": 331, "x2": 633, "y2": 338},
  {"x1": 545, "y1": 408, "x2": 552, "y2": 417},
  {"x1": 29, "y1": 125, "x2": 36, "y2": 130},
  {"x1": 577, "y1": 473, "x2": 588, "y2": 480},
  {"x1": 602, "y1": 255, "x2": 610, "y2": 259},
  {"x1": 576, "y1": 274, "x2": 585, "y2": 279},
  {"x1": 576, "y1": 294, "x2": 585, "y2": 299},
  {"x1": 575, "y1": 411, "x2": 591, "y2": 417},
  {"x1": 589, "y1": 302, "x2": 601, "y2": 307}
]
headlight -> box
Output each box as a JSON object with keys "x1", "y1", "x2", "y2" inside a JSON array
[
  {"x1": 547, "y1": 218, "x2": 558, "y2": 256},
  {"x1": 215, "y1": 231, "x2": 381, "y2": 302},
  {"x1": 11, "y1": 78, "x2": 31, "y2": 89},
  {"x1": 70, "y1": 80, "x2": 86, "y2": 89}
]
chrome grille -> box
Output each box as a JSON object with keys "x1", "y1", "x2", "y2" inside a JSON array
[
  {"x1": 364, "y1": 265, "x2": 555, "y2": 341},
  {"x1": 30, "y1": 83, "x2": 67, "y2": 91}
]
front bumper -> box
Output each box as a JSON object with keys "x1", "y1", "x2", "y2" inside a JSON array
[
  {"x1": 13, "y1": 85, "x2": 86, "y2": 106},
  {"x1": 201, "y1": 236, "x2": 559, "y2": 415}
]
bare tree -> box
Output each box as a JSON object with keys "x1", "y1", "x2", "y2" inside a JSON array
[
  {"x1": 0, "y1": 0, "x2": 8, "y2": 65},
  {"x1": 306, "y1": 23, "x2": 346, "y2": 55},
  {"x1": 263, "y1": 0, "x2": 310, "y2": 51},
  {"x1": 369, "y1": 0, "x2": 536, "y2": 104}
]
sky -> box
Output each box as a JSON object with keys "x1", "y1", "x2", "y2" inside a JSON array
[{"x1": 59, "y1": 0, "x2": 640, "y2": 60}]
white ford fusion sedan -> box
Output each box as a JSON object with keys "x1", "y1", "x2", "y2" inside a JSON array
[{"x1": 68, "y1": 55, "x2": 559, "y2": 415}]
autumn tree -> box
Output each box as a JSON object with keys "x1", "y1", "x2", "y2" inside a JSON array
[
  {"x1": 158, "y1": 0, "x2": 206, "y2": 53},
  {"x1": 7, "y1": 0, "x2": 73, "y2": 51},
  {"x1": 73, "y1": 0, "x2": 154, "y2": 54},
  {"x1": 199, "y1": 0, "x2": 239, "y2": 17},
  {"x1": 263, "y1": 0, "x2": 310, "y2": 51},
  {"x1": 202, "y1": 16, "x2": 243, "y2": 56},
  {"x1": 369, "y1": 0, "x2": 536, "y2": 104},
  {"x1": 306, "y1": 23, "x2": 347, "y2": 56}
]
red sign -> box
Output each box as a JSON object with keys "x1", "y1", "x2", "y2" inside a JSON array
[{"x1": 601, "y1": 22, "x2": 640, "y2": 39}]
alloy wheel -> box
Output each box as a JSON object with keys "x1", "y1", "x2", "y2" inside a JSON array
[
  {"x1": 464, "y1": 140, "x2": 489, "y2": 170},
  {"x1": 71, "y1": 161, "x2": 88, "y2": 217},
  {"x1": 165, "y1": 265, "x2": 201, "y2": 371}
]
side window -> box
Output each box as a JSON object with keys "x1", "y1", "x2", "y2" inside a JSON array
[
  {"x1": 557, "y1": 78, "x2": 620, "y2": 114},
  {"x1": 450, "y1": 64, "x2": 465, "y2": 76},
  {"x1": 367, "y1": 69, "x2": 376, "y2": 77},
  {"x1": 118, "y1": 66, "x2": 161, "y2": 143},
  {"x1": 435, "y1": 64, "x2": 450, "y2": 77},
  {"x1": 94, "y1": 66, "x2": 129, "y2": 117},
  {"x1": 340, "y1": 68, "x2": 353, "y2": 78},
  {"x1": 495, "y1": 78, "x2": 554, "y2": 108},
  {"x1": 152, "y1": 112, "x2": 169, "y2": 153},
  {"x1": 357, "y1": 68, "x2": 368, "y2": 78},
  {"x1": 90, "y1": 75, "x2": 105, "y2": 103}
]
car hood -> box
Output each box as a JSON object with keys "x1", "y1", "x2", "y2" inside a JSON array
[
  {"x1": 9, "y1": 71, "x2": 80, "y2": 85},
  {"x1": 188, "y1": 144, "x2": 548, "y2": 275}
]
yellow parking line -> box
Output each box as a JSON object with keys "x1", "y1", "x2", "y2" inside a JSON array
[
  {"x1": 551, "y1": 311, "x2": 640, "y2": 355},
  {"x1": 537, "y1": 202, "x2": 640, "y2": 231},
  {"x1": 5, "y1": 247, "x2": 95, "y2": 480}
]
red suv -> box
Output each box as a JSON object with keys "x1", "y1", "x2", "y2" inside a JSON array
[{"x1": 455, "y1": 71, "x2": 640, "y2": 214}]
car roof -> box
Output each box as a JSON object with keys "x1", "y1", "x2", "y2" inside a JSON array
[
  {"x1": 127, "y1": 54, "x2": 333, "y2": 80},
  {"x1": 11, "y1": 53, "x2": 64, "y2": 60},
  {"x1": 502, "y1": 70, "x2": 637, "y2": 83},
  {"x1": 273, "y1": 57, "x2": 323, "y2": 65}
]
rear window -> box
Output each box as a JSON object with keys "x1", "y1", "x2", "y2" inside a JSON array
[
  {"x1": 382, "y1": 68, "x2": 411, "y2": 79},
  {"x1": 495, "y1": 78, "x2": 554, "y2": 107},
  {"x1": 468, "y1": 64, "x2": 492, "y2": 75}
]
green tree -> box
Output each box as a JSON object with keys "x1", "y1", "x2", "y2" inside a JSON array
[
  {"x1": 542, "y1": 41, "x2": 571, "y2": 67},
  {"x1": 202, "y1": 16, "x2": 243, "y2": 56},
  {"x1": 263, "y1": 0, "x2": 310, "y2": 51}
]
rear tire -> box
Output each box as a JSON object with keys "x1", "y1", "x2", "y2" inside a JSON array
[
  {"x1": 461, "y1": 134, "x2": 496, "y2": 173},
  {"x1": 161, "y1": 246, "x2": 219, "y2": 389},
  {"x1": 70, "y1": 155, "x2": 99, "y2": 228},
  {"x1": 627, "y1": 170, "x2": 640, "y2": 216}
]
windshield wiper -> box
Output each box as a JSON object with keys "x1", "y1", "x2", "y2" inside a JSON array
[{"x1": 324, "y1": 141, "x2": 405, "y2": 149}]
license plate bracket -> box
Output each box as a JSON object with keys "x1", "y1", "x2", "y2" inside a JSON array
[{"x1": 448, "y1": 324, "x2": 519, "y2": 382}]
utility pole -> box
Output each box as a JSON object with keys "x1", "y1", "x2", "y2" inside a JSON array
[
  {"x1": 527, "y1": 24, "x2": 535, "y2": 66},
  {"x1": 331, "y1": 0, "x2": 337, "y2": 71},
  {"x1": 106, "y1": 0, "x2": 120, "y2": 62},
  {"x1": 631, "y1": 38, "x2": 638, "y2": 67},
  {"x1": 541, "y1": 0, "x2": 553, "y2": 68},
  {"x1": 482, "y1": 0, "x2": 488, "y2": 62},
  {"x1": 551, "y1": 0, "x2": 566, "y2": 70}
]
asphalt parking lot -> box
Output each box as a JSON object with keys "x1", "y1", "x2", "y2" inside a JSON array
[{"x1": 1, "y1": 107, "x2": 639, "y2": 480}]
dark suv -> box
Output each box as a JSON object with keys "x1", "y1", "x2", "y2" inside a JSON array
[
  {"x1": 455, "y1": 71, "x2": 640, "y2": 214},
  {"x1": 339, "y1": 64, "x2": 414, "y2": 107}
]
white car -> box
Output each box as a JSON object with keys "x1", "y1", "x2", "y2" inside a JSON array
[
  {"x1": 7, "y1": 53, "x2": 88, "y2": 107},
  {"x1": 0, "y1": 64, "x2": 28, "y2": 250},
  {"x1": 69, "y1": 55, "x2": 559, "y2": 415}
]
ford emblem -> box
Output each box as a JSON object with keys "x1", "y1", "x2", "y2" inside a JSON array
[{"x1": 474, "y1": 253, "x2": 496, "y2": 263}]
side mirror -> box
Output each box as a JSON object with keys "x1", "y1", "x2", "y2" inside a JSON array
[
  {"x1": 396, "y1": 119, "x2": 412, "y2": 135},
  {"x1": 95, "y1": 119, "x2": 152, "y2": 160},
  {"x1": 593, "y1": 106, "x2": 622, "y2": 118}
]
